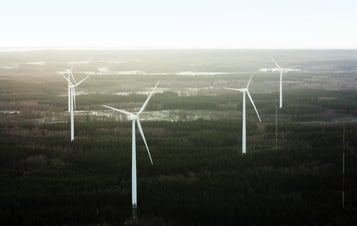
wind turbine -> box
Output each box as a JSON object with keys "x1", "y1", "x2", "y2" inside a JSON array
[
  {"x1": 225, "y1": 75, "x2": 261, "y2": 154},
  {"x1": 62, "y1": 74, "x2": 90, "y2": 141},
  {"x1": 103, "y1": 81, "x2": 159, "y2": 220},
  {"x1": 271, "y1": 57, "x2": 289, "y2": 109}
]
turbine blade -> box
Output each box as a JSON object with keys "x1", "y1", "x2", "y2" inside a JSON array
[
  {"x1": 73, "y1": 75, "x2": 90, "y2": 87},
  {"x1": 69, "y1": 64, "x2": 77, "y2": 83},
  {"x1": 62, "y1": 74, "x2": 71, "y2": 83},
  {"x1": 246, "y1": 74, "x2": 254, "y2": 89},
  {"x1": 138, "y1": 81, "x2": 160, "y2": 114},
  {"x1": 102, "y1": 105, "x2": 134, "y2": 116},
  {"x1": 271, "y1": 57, "x2": 282, "y2": 70},
  {"x1": 137, "y1": 119, "x2": 153, "y2": 165},
  {"x1": 225, "y1": 88, "x2": 245, "y2": 91},
  {"x1": 247, "y1": 91, "x2": 261, "y2": 122},
  {"x1": 70, "y1": 71, "x2": 77, "y2": 83}
]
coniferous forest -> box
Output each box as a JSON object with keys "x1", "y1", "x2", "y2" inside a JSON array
[{"x1": 1, "y1": 50, "x2": 357, "y2": 225}]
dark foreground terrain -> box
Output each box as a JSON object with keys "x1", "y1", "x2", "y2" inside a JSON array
[{"x1": 1, "y1": 50, "x2": 357, "y2": 225}]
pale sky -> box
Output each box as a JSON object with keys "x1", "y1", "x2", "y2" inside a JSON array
[{"x1": 1, "y1": 0, "x2": 357, "y2": 49}]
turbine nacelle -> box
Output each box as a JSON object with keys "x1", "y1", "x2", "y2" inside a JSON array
[
  {"x1": 128, "y1": 115, "x2": 138, "y2": 121},
  {"x1": 240, "y1": 88, "x2": 248, "y2": 93}
]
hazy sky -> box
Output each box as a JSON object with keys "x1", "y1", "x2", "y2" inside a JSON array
[{"x1": 1, "y1": 0, "x2": 357, "y2": 49}]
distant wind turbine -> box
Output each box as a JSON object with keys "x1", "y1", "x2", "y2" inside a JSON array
[
  {"x1": 225, "y1": 75, "x2": 261, "y2": 154},
  {"x1": 271, "y1": 57, "x2": 290, "y2": 109},
  {"x1": 103, "y1": 81, "x2": 159, "y2": 220},
  {"x1": 62, "y1": 73, "x2": 90, "y2": 141}
]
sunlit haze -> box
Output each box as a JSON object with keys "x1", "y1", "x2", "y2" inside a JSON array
[{"x1": 1, "y1": 0, "x2": 357, "y2": 49}]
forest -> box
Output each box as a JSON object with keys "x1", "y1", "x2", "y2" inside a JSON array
[
  {"x1": 1, "y1": 79, "x2": 357, "y2": 225},
  {"x1": 1, "y1": 49, "x2": 357, "y2": 225}
]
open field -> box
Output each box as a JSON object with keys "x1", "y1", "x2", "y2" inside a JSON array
[{"x1": 1, "y1": 50, "x2": 357, "y2": 225}]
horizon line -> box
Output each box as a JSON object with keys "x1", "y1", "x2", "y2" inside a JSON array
[{"x1": 1, "y1": 46, "x2": 357, "y2": 52}]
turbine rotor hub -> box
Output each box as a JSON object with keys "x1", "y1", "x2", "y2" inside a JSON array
[
  {"x1": 240, "y1": 88, "x2": 248, "y2": 92},
  {"x1": 128, "y1": 115, "x2": 138, "y2": 120}
]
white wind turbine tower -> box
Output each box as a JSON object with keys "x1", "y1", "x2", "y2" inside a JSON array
[
  {"x1": 62, "y1": 74, "x2": 90, "y2": 141},
  {"x1": 271, "y1": 57, "x2": 289, "y2": 109},
  {"x1": 225, "y1": 75, "x2": 261, "y2": 154},
  {"x1": 103, "y1": 81, "x2": 159, "y2": 220}
]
